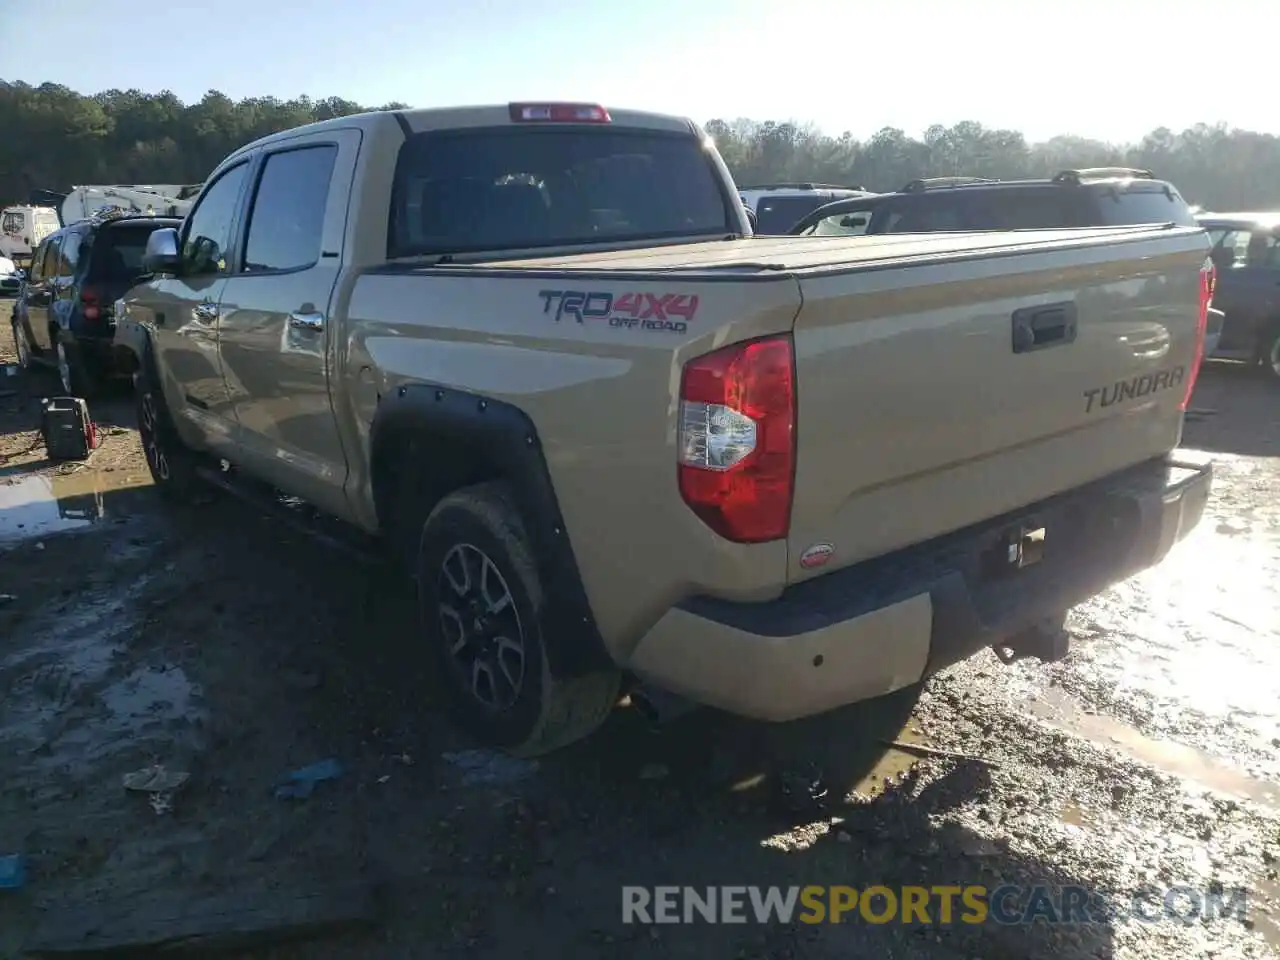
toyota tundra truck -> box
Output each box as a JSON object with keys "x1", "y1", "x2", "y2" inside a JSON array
[{"x1": 113, "y1": 101, "x2": 1214, "y2": 757}]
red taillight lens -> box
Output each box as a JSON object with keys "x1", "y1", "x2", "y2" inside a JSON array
[
  {"x1": 1181, "y1": 259, "x2": 1213, "y2": 411},
  {"x1": 677, "y1": 335, "x2": 796, "y2": 543},
  {"x1": 81, "y1": 287, "x2": 100, "y2": 322}
]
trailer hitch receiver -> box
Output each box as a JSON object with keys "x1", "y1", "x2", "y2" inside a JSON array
[{"x1": 993, "y1": 614, "x2": 1071, "y2": 665}]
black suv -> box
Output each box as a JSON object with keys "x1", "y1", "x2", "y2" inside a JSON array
[
  {"x1": 788, "y1": 169, "x2": 1198, "y2": 237},
  {"x1": 10, "y1": 212, "x2": 181, "y2": 396}
]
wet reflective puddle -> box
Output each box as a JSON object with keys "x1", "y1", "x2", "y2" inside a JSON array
[
  {"x1": 1029, "y1": 690, "x2": 1280, "y2": 811},
  {"x1": 0, "y1": 469, "x2": 152, "y2": 547}
]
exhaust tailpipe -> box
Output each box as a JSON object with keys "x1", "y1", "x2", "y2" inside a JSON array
[{"x1": 630, "y1": 683, "x2": 699, "y2": 728}]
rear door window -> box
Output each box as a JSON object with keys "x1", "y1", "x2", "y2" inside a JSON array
[
  {"x1": 962, "y1": 188, "x2": 1085, "y2": 229},
  {"x1": 1092, "y1": 187, "x2": 1196, "y2": 226},
  {"x1": 1205, "y1": 228, "x2": 1250, "y2": 271},
  {"x1": 807, "y1": 207, "x2": 876, "y2": 237},
  {"x1": 389, "y1": 127, "x2": 731, "y2": 257},
  {"x1": 873, "y1": 196, "x2": 965, "y2": 233}
]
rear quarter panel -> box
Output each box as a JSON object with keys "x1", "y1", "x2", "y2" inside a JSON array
[{"x1": 340, "y1": 269, "x2": 801, "y2": 658}]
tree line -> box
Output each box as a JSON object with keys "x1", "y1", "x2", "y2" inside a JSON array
[{"x1": 3, "y1": 81, "x2": 1278, "y2": 212}]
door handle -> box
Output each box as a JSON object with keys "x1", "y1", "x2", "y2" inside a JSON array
[
  {"x1": 192, "y1": 302, "x2": 219, "y2": 323},
  {"x1": 288, "y1": 311, "x2": 324, "y2": 331},
  {"x1": 1012, "y1": 302, "x2": 1077, "y2": 354}
]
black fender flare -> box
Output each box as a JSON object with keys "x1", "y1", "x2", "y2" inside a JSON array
[{"x1": 369, "y1": 383, "x2": 613, "y2": 679}]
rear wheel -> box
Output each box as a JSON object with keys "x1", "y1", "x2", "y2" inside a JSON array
[
  {"x1": 134, "y1": 360, "x2": 206, "y2": 503},
  {"x1": 55, "y1": 336, "x2": 98, "y2": 398},
  {"x1": 11, "y1": 318, "x2": 32, "y2": 370},
  {"x1": 415, "y1": 481, "x2": 620, "y2": 757},
  {"x1": 1262, "y1": 327, "x2": 1280, "y2": 382}
]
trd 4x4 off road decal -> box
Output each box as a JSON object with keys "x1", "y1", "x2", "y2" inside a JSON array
[{"x1": 538, "y1": 290, "x2": 700, "y2": 334}]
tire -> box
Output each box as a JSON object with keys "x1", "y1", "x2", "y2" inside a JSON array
[
  {"x1": 11, "y1": 318, "x2": 33, "y2": 371},
  {"x1": 415, "y1": 481, "x2": 620, "y2": 757},
  {"x1": 1261, "y1": 326, "x2": 1280, "y2": 383},
  {"x1": 55, "y1": 335, "x2": 98, "y2": 398},
  {"x1": 134, "y1": 360, "x2": 207, "y2": 503}
]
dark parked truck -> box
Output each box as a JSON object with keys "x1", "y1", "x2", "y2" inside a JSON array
[{"x1": 114, "y1": 102, "x2": 1214, "y2": 756}]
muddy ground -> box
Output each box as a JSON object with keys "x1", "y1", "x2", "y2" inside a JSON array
[{"x1": 1, "y1": 302, "x2": 1278, "y2": 959}]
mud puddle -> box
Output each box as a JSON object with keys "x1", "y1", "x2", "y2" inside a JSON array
[
  {"x1": 1028, "y1": 687, "x2": 1280, "y2": 810},
  {"x1": 0, "y1": 468, "x2": 151, "y2": 548},
  {"x1": 0, "y1": 563, "x2": 206, "y2": 772}
]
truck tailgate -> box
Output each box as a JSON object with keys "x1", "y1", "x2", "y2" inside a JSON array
[{"x1": 786, "y1": 226, "x2": 1211, "y2": 581}]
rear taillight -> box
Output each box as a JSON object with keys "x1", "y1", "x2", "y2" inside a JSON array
[
  {"x1": 1181, "y1": 258, "x2": 1213, "y2": 411},
  {"x1": 677, "y1": 336, "x2": 795, "y2": 543},
  {"x1": 80, "y1": 286, "x2": 100, "y2": 322}
]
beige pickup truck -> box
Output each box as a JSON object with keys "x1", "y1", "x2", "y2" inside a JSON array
[{"x1": 114, "y1": 102, "x2": 1214, "y2": 756}]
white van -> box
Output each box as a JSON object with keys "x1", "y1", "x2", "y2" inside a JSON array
[{"x1": 0, "y1": 206, "x2": 61, "y2": 265}]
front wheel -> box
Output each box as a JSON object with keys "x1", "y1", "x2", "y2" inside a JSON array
[
  {"x1": 415, "y1": 481, "x2": 620, "y2": 757},
  {"x1": 11, "y1": 319, "x2": 33, "y2": 370},
  {"x1": 134, "y1": 362, "x2": 206, "y2": 503}
]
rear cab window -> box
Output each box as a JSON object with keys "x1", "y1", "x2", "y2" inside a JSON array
[{"x1": 388, "y1": 127, "x2": 732, "y2": 258}]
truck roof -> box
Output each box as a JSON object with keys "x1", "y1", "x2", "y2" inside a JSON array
[{"x1": 230, "y1": 103, "x2": 699, "y2": 162}]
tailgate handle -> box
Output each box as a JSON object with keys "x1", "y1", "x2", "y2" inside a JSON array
[{"x1": 1012, "y1": 302, "x2": 1077, "y2": 354}]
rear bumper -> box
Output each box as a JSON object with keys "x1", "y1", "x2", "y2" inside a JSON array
[
  {"x1": 74, "y1": 326, "x2": 136, "y2": 372},
  {"x1": 627, "y1": 452, "x2": 1212, "y2": 722}
]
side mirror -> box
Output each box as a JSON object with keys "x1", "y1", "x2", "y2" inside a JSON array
[
  {"x1": 143, "y1": 227, "x2": 181, "y2": 274},
  {"x1": 744, "y1": 207, "x2": 758, "y2": 232}
]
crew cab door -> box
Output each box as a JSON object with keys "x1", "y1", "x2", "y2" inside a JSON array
[
  {"x1": 214, "y1": 129, "x2": 358, "y2": 519},
  {"x1": 132, "y1": 160, "x2": 252, "y2": 450}
]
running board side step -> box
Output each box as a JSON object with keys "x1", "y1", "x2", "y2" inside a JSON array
[{"x1": 193, "y1": 465, "x2": 383, "y2": 566}]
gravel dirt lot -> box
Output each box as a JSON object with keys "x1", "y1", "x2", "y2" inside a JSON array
[{"x1": 2, "y1": 300, "x2": 1278, "y2": 959}]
